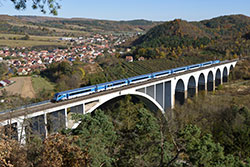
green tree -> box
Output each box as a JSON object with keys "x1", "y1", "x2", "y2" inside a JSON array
[
  {"x1": 102, "y1": 95, "x2": 174, "y2": 167},
  {"x1": 71, "y1": 110, "x2": 117, "y2": 167},
  {"x1": 177, "y1": 125, "x2": 246, "y2": 167},
  {"x1": 9, "y1": 0, "x2": 61, "y2": 15},
  {"x1": 213, "y1": 105, "x2": 250, "y2": 160}
]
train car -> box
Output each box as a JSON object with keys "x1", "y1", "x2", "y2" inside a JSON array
[
  {"x1": 128, "y1": 74, "x2": 152, "y2": 84},
  {"x1": 187, "y1": 64, "x2": 201, "y2": 70},
  {"x1": 96, "y1": 82, "x2": 107, "y2": 92},
  {"x1": 152, "y1": 70, "x2": 171, "y2": 78},
  {"x1": 201, "y1": 61, "x2": 213, "y2": 67},
  {"x1": 52, "y1": 85, "x2": 96, "y2": 102},
  {"x1": 98, "y1": 79, "x2": 128, "y2": 91},
  {"x1": 171, "y1": 66, "x2": 187, "y2": 73},
  {"x1": 52, "y1": 92, "x2": 68, "y2": 102},
  {"x1": 67, "y1": 85, "x2": 97, "y2": 99}
]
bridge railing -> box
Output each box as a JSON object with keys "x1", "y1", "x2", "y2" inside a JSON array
[{"x1": 0, "y1": 100, "x2": 50, "y2": 115}]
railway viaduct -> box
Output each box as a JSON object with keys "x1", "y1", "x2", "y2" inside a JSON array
[{"x1": 0, "y1": 59, "x2": 237, "y2": 142}]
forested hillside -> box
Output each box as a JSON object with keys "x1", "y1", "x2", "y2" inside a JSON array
[
  {"x1": 0, "y1": 15, "x2": 159, "y2": 36},
  {"x1": 130, "y1": 14, "x2": 250, "y2": 60}
]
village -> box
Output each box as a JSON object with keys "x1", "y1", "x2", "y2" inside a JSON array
[{"x1": 0, "y1": 33, "x2": 131, "y2": 77}]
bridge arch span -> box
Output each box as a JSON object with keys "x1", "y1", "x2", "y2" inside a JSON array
[
  {"x1": 71, "y1": 91, "x2": 165, "y2": 128},
  {"x1": 223, "y1": 66, "x2": 228, "y2": 83},
  {"x1": 187, "y1": 76, "x2": 196, "y2": 97},
  {"x1": 207, "y1": 71, "x2": 214, "y2": 91},
  {"x1": 86, "y1": 91, "x2": 164, "y2": 114},
  {"x1": 198, "y1": 73, "x2": 206, "y2": 91},
  {"x1": 230, "y1": 65, "x2": 234, "y2": 71},
  {"x1": 215, "y1": 68, "x2": 222, "y2": 86},
  {"x1": 175, "y1": 79, "x2": 185, "y2": 105}
]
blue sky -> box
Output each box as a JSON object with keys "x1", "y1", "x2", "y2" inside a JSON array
[{"x1": 0, "y1": 0, "x2": 249, "y2": 21}]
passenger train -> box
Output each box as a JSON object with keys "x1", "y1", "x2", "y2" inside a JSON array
[{"x1": 52, "y1": 60, "x2": 220, "y2": 102}]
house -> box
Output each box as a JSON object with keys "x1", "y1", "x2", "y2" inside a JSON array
[
  {"x1": 0, "y1": 81, "x2": 7, "y2": 87},
  {"x1": 17, "y1": 68, "x2": 28, "y2": 75},
  {"x1": 138, "y1": 57, "x2": 145, "y2": 61},
  {"x1": 3, "y1": 79, "x2": 12, "y2": 85},
  {"x1": 126, "y1": 56, "x2": 133, "y2": 62}
]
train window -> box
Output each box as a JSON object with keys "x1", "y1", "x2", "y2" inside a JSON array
[
  {"x1": 189, "y1": 65, "x2": 199, "y2": 69},
  {"x1": 69, "y1": 89, "x2": 92, "y2": 96},
  {"x1": 130, "y1": 76, "x2": 149, "y2": 82},
  {"x1": 107, "y1": 84, "x2": 113, "y2": 87},
  {"x1": 113, "y1": 81, "x2": 126, "y2": 86},
  {"x1": 174, "y1": 68, "x2": 185, "y2": 72},
  {"x1": 155, "y1": 72, "x2": 169, "y2": 76}
]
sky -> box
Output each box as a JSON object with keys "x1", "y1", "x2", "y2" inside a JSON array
[{"x1": 0, "y1": 0, "x2": 250, "y2": 21}]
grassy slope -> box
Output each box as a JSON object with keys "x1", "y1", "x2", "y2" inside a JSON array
[{"x1": 31, "y1": 76, "x2": 55, "y2": 95}]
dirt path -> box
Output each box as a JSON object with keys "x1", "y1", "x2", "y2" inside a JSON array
[{"x1": 0, "y1": 77, "x2": 36, "y2": 98}]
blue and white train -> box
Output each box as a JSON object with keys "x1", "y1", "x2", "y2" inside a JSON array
[{"x1": 52, "y1": 60, "x2": 220, "y2": 102}]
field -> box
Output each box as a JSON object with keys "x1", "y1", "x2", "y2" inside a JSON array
[
  {"x1": 99, "y1": 57, "x2": 208, "y2": 82},
  {"x1": 31, "y1": 76, "x2": 55, "y2": 95},
  {"x1": 0, "y1": 76, "x2": 36, "y2": 98},
  {"x1": 0, "y1": 33, "x2": 68, "y2": 47}
]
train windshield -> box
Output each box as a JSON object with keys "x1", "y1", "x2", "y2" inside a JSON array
[{"x1": 53, "y1": 93, "x2": 60, "y2": 99}]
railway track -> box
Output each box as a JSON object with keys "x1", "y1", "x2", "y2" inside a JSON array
[{"x1": 0, "y1": 59, "x2": 237, "y2": 122}]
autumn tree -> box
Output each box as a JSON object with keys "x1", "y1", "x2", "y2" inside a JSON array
[{"x1": 38, "y1": 134, "x2": 86, "y2": 167}]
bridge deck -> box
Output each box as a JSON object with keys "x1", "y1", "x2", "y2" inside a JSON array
[{"x1": 0, "y1": 59, "x2": 236, "y2": 122}]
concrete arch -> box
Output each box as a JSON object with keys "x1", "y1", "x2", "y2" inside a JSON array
[
  {"x1": 86, "y1": 91, "x2": 164, "y2": 114},
  {"x1": 215, "y1": 69, "x2": 222, "y2": 86},
  {"x1": 223, "y1": 67, "x2": 228, "y2": 83},
  {"x1": 188, "y1": 76, "x2": 196, "y2": 97},
  {"x1": 207, "y1": 71, "x2": 214, "y2": 91},
  {"x1": 175, "y1": 79, "x2": 185, "y2": 105},
  {"x1": 198, "y1": 73, "x2": 206, "y2": 91},
  {"x1": 71, "y1": 91, "x2": 165, "y2": 129}
]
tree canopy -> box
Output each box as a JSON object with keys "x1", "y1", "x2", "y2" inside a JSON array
[{"x1": 9, "y1": 0, "x2": 61, "y2": 15}]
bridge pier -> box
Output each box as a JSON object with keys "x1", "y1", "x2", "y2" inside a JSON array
[
  {"x1": 44, "y1": 113, "x2": 48, "y2": 138},
  {"x1": 184, "y1": 90, "x2": 188, "y2": 99},
  {"x1": 17, "y1": 121, "x2": 26, "y2": 144},
  {"x1": 64, "y1": 108, "x2": 68, "y2": 129}
]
